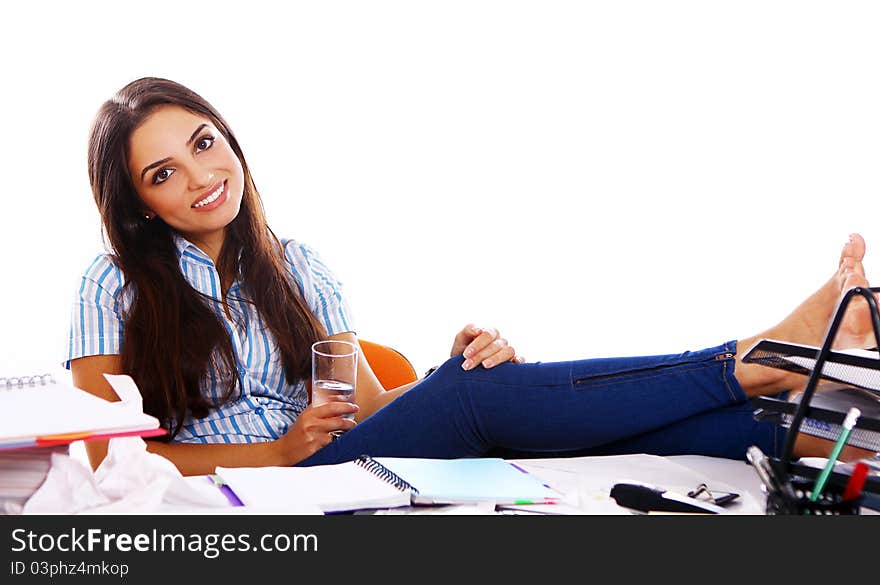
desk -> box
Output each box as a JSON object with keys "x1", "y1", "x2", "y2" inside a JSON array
[
  {"x1": 189, "y1": 454, "x2": 769, "y2": 515},
  {"x1": 65, "y1": 448, "x2": 871, "y2": 515},
  {"x1": 66, "y1": 439, "x2": 765, "y2": 515}
]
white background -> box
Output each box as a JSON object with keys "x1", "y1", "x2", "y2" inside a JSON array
[{"x1": 2, "y1": 1, "x2": 879, "y2": 380}]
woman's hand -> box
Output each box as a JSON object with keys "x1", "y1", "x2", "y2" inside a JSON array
[
  {"x1": 273, "y1": 400, "x2": 358, "y2": 465},
  {"x1": 450, "y1": 323, "x2": 525, "y2": 371}
]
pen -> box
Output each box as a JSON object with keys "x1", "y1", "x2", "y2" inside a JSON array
[
  {"x1": 513, "y1": 498, "x2": 559, "y2": 505},
  {"x1": 842, "y1": 462, "x2": 870, "y2": 501},
  {"x1": 809, "y1": 407, "x2": 861, "y2": 502},
  {"x1": 209, "y1": 474, "x2": 245, "y2": 507},
  {"x1": 765, "y1": 456, "x2": 799, "y2": 501},
  {"x1": 746, "y1": 446, "x2": 779, "y2": 494},
  {"x1": 508, "y1": 461, "x2": 566, "y2": 497},
  {"x1": 747, "y1": 445, "x2": 797, "y2": 501}
]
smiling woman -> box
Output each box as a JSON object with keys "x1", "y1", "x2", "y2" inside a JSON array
[
  {"x1": 66, "y1": 77, "x2": 877, "y2": 477},
  {"x1": 81, "y1": 79, "x2": 333, "y2": 455}
]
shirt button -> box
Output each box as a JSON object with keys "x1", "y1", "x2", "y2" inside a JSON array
[
  {"x1": 238, "y1": 367, "x2": 247, "y2": 376},
  {"x1": 255, "y1": 407, "x2": 265, "y2": 415}
]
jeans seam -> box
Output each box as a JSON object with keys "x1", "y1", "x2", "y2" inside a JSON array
[
  {"x1": 720, "y1": 359, "x2": 739, "y2": 402},
  {"x1": 720, "y1": 340, "x2": 741, "y2": 402}
]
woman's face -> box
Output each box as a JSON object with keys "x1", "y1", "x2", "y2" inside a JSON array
[{"x1": 127, "y1": 105, "x2": 244, "y2": 252}]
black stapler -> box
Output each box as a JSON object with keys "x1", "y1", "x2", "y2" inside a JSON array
[{"x1": 609, "y1": 481, "x2": 728, "y2": 514}]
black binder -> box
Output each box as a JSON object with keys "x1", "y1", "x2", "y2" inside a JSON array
[{"x1": 742, "y1": 286, "x2": 880, "y2": 511}]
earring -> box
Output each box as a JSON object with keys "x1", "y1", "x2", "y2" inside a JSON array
[{"x1": 144, "y1": 213, "x2": 154, "y2": 220}]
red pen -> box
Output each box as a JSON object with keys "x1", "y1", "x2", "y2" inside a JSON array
[{"x1": 842, "y1": 462, "x2": 870, "y2": 501}]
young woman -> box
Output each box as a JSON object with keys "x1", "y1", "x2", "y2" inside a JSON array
[{"x1": 68, "y1": 77, "x2": 877, "y2": 476}]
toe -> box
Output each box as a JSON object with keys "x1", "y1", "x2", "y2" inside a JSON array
[
  {"x1": 851, "y1": 233, "x2": 866, "y2": 260},
  {"x1": 840, "y1": 233, "x2": 866, "y2": 266}
]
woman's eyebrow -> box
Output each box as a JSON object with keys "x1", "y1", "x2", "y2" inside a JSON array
[
  {"x1": 139, "y1": 123, "x2": 210, "y2": 181},
  {"x1": 186, "y1": 123, "x2": 209, "y2": 146},
  {"x1": 140, "y1": 157, "x2": 171, "y2": 181}
]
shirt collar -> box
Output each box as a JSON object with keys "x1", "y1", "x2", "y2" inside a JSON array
[
  {"x1": 172, "y1": 234, "x2": 245, "y2": 294},
  {"x1": 173, "y1": 234, "x2": 215, "y2": 268}
]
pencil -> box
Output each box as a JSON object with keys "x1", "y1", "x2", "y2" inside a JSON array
[{"x1": 809, "y1": 407, "x2": 861, "y2": 502}]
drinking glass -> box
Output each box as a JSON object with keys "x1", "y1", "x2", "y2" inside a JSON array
[{"x1": 311, "y1": 340, "x2": 358, "y2": 437}]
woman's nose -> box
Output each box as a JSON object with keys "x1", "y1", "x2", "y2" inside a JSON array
[{"x1": 188, "y1": 169, "x2": 216, "y2": 191}]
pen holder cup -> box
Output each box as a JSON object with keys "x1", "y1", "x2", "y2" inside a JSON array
[{"x1": 764, "y1": 479, "x2": 862, "y2": 515}]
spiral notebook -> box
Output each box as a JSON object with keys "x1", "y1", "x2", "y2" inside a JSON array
[
  {"x1": 362, "y1": 456, "x2": 561, "y2": 505},
  {"x1": 0, "y1": 373, "x2": 164, "y2": 450},
  {"x1": 216, "y1": 455, "x2": 561, "y2": 513}
]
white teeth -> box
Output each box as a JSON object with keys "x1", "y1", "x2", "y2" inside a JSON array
[{"x1": 193, "y1": 183, "x2": 224, "y2": 208}]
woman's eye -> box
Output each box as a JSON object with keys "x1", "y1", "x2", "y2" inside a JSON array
[
  {"x1": 153, "y1": 168, "x2": 174, "y2": 185},
  {"x1": 195, "y1": 136, "x2": 215, "y2": 153}
]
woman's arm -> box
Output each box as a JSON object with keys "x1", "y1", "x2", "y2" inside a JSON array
[
  {"x1": 69, "y1": 355, "x2": 126, "y2": 470},
  {"x1": 69, "y1": 355, "x2": 356, "y2": 475},
  {"x1": 324, "y1": 332, "x2": 414, "y2": 420}
]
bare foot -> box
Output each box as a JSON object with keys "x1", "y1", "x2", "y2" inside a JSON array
[
  {"x1": 767, "y1": 233, "x2": 871, "y2": 349},
  {"x1": 735, "y1": 233, "x2": 875, "y2": 396}
]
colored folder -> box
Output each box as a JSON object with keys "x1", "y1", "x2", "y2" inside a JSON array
[{"x1": 0, "y1": 374, "x2": 164, "y2": 450}]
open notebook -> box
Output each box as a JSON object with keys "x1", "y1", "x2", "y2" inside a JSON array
[
  {"x1": 0, "y1": 373, "x2": 164, "y2": 449},
  {"x1": 216, "y1": 456, "x2": 561, "y2": 513}
]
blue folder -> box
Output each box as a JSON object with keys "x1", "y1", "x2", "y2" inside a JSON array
[{"x1": 359, "y1": 456, "x2": 561, "y2": 505}]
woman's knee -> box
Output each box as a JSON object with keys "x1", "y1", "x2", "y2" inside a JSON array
[{"x1": 411, "y1": 355, "x2": 467, "y2": 396}]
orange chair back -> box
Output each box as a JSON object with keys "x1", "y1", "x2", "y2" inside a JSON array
[{"x1": 359, "y1": 339, "x2": 418, "y2": 390}]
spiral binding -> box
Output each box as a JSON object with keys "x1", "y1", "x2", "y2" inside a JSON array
[
  {"x1": 0, "y1": 373, "x2": 55, "y2": 389},
  {"x1": 355, "y1": 455, "x2": 419, "y2": 494}
]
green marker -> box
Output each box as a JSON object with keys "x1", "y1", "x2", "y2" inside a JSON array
[{"x1": 809, "y1": 407, "x2": 861, "y2": 502}]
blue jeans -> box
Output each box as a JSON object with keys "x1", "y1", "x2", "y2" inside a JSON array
[{"x1": 299, "y1": 341, "x2": 787, "y2": 466}]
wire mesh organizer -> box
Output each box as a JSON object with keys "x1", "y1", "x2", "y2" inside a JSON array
[{"x1": 743, "y1": 286, "x2": 880, "y2": 514}]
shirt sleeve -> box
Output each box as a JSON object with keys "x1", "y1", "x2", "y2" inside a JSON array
[
  {"x1": 283, "y1": 240, "x2": 356, "y2": 336},
  {"x1": 64, "y1": 254, "x2": 127, "y2": 369}
]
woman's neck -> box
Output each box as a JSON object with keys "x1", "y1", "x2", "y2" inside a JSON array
[{"x1": 181, "y1": 229, "x2": 226, "y2": 266}]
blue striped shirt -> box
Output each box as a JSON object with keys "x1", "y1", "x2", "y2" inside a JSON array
[{"x1": 64, "y1": 235, "x2": 354, "y2": 444}]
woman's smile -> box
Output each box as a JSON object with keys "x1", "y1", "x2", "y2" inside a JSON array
[{"x1": 192, "y1": 180, "x2": 228, "y2": 210}]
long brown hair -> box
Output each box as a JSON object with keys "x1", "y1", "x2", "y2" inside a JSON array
[{"x1": 87, "y1": 77, "x2": 326, "y2": 439}]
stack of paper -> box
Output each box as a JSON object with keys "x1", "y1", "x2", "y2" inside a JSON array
[
  {"x1": 0, "y1": 374, "x2": 164, "y2": 513},
  {"x1": 0, "y1": 445, "x2": 67, "y2": 513}
]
